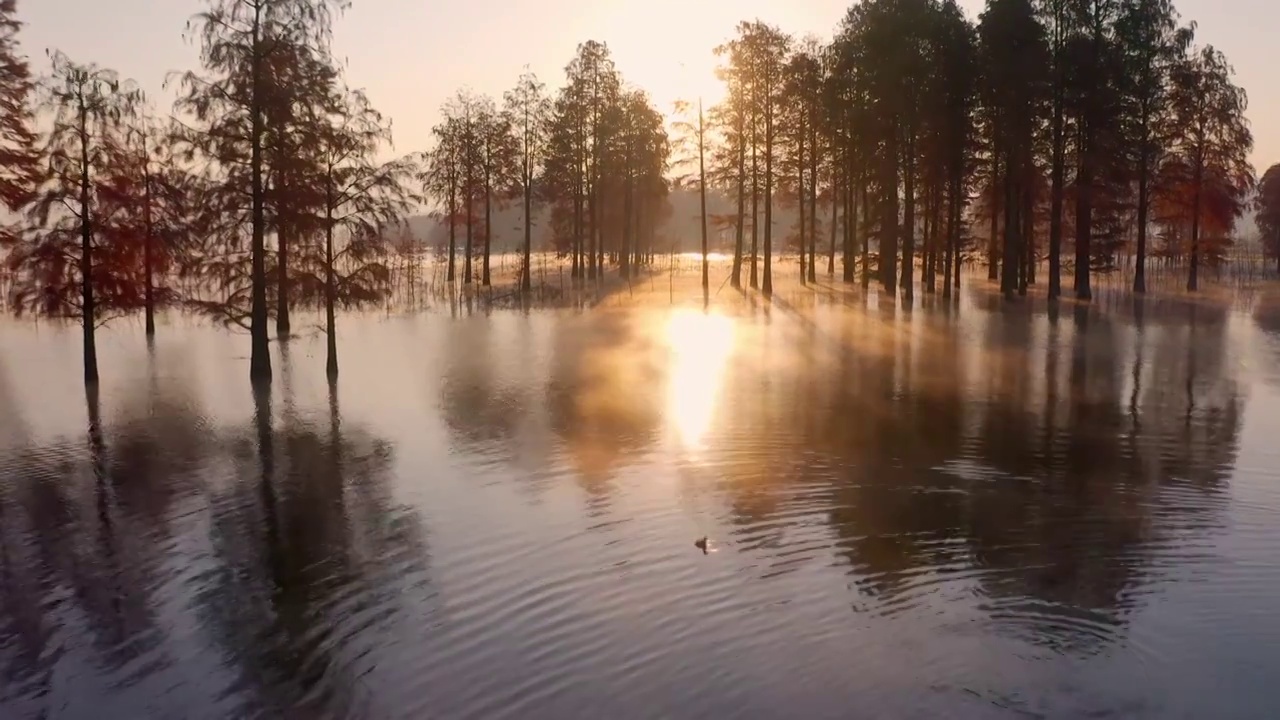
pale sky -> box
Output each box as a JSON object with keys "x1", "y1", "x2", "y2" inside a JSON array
[{"x1": 16, "y1": 0, "x2": 1279, "y2": 171}]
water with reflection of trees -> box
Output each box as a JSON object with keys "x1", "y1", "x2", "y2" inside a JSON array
[{"x1": 2, "y1": 285, "x2": 1280, "y2": 718}]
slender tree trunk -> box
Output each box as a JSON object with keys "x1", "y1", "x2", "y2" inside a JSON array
[
  {"x1": 952, "y1": 172, "x2": 962, "y2": 293},
  {"x1": 901, "y1": 131, "x2": 915, "y2": 297},
  {"x1": 943, "y1": 175, "x2": 955, "y2": 298},
  {"x1": 1075, "y1": 124, "x2": 1093, "y2": 300},
  {"x1": 1048, "y1": 31, "x2": 1065, "y2": 300},
  {"x1": 808, "y1": 121, "x2": 818, "y2": 284},
  {"x1": 731, "y1": 121, "x2": 745, "y2": 288},
  {"x1": 988, "y1": 143, "x2": 1000, "y2": 282},
  {"x1": 763, "y1": 79, "x2": 774, "y2": 298},
  {"x1": 249, "y1": 8, "x2": 271, "y2": 382},
  {"x1": 699, "y1": 101, "x2": 709, "y2": 291},
  {"x1": 839, "y1": 161, "x2": 849, "y2": 281},
  {"x1": 521, "y1": 162, "x2": 532, "y2": 292},
  {"x1": 588, "y1": 171, "x2": 597, "y2": 281},
  {"x1": 1188, "y1": 158, "x2": 1203, "y2": 292},
  {"x1": 142, "y1": 145, "x2": 155, "y2": 337},
  {"x1": 860, "y1": 181, "x2": 870, "y2": 289},
  {"x1": 829, "y1": 164, "x2": 838, "y2": 275},
  {"x1": 883, "y1": 129, "x2": 900, "y2": 292},
  {"x1": 925, "y1": 182, "x2": 939, "y2": 294},
  {"x1": 623, "y1": 146, "x2": 633, "y2": 279},
  {"x1": 447, "y1": 171, "x2": 457, "y2": 282},
  {"x1": 1002, "y1": 153, "x2": 1017, "y2": 298},
  {"x1": 79, "y1": 109, "x2": 98, "y2": 385},
  {"x1": 750, "y1": 126, "x2": 759, "y2": 289},
  {"x1": 1134, "y1": 143, "x2": 1149, "y2": 293},
  {"x1": 483, "y1": 165, "x2": 492, "y2": 286},
  {"x1": 798, "y1": 115, "x2": 806, "y2": 285},
  {"x1": 464, "y1": 190, "x2": 474, "y2": 284},
  {"x1": 325, "y1": 206, "x2": 338, "y2": 379}
]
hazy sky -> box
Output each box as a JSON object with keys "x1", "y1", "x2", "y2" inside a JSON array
[{"x1": 16, "y1": 0, "x2": 1278, "y2": 170}]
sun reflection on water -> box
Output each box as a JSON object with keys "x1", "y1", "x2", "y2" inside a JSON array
[{"x1": 664, "y1": 309, "x2": 736, "y2": 450}]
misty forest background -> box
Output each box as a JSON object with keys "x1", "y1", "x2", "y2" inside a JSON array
[{"x1": 1, "y1": 0, "x2": 1280, "y2": 386}]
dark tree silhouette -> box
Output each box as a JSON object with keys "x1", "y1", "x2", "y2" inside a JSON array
[
  {"x1": 175, "y1": 0, "x2": 344, "y2": 382},
  {"x1": 6, "y1": 54, "x2": 142, "y2": 384},
  {"x1": 1257, "y1": 164, "x2": 1280, "y2": 272}
]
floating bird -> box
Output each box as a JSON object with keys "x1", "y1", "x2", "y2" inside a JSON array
[{"x1": 694, "y1": 536, "x2": 709, "y2": 554}]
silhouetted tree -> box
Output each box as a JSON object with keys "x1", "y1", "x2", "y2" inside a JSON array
[
  {"x1": 0, "y1": 0, "x2": 37, "y2": 243},
  {"x1": 1257, "y1": 163, "x2": 1280, "y2": 273},
  {"x1": 1165, "y1": 44, "x2": 1253, "y2": 291},
  {"x1": 295, "y1": 87, "x2": 414, "y2": 377},
  {"x1": 504, "y1": 70, "x2": 551, "y2": 292},
  {"x1": 175, "y1": 0, "x2": 344, "y2": 382},
  {"x1": 6, "y1": 53, "x2": 142, "y2": 384}
]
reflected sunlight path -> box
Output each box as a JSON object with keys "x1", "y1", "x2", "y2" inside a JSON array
[{"x1": 664, "y1": 309, "x2": 736, "y2": 451}]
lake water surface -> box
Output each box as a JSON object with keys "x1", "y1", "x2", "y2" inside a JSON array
[{"x1": 3, "y1": 283, "x2": 1280, "y2": 719}]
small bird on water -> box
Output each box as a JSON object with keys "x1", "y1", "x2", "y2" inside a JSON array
[{"x1": 694, "y1": 536, "x2": 709, "y2": 554}]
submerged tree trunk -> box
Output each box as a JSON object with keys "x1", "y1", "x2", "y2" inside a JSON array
[
  {"x1": 860, "y1": 181, "x2": 870, "y2": 289},
  {"x1": 276, "y1": 220, "x2": 290, "y2": 337},
  {"x1": 482, "y1": 167, "x2": 492, "y2": 286},
  {"x1": 1188, "y1": 159, "x2": 1203, "y2": 292},
  {"x1": 1075, "y1": 128, "x2": 1093, "y2": 300},
  {"x1": 763, "y1": 82, "x2": 774, "y2": 298},
  {"x1": 447, "y1": 171, "x2": 457, "y2": 282},
  {"x1": 521, "y1": 169, "x2": 532, "y2": 292},
  {"x1": 988, "y1": 144, "x2": 1001, "y2": 282},
  {"x1": 249, "y1": 12, "x2": 271, "y2": 382},
  {"x1": 79, "y1": 111, "x2": 98, "y2": 385},
  {"x1": 901, "y1": 132, "x2": 915, "y2": 297},
  {"x1": 325, "y1": 207, "x2": 338, "y2": 379},
  {"x1": 1134, "y1": 142, "x2": 1150, "y2": 293},
  {"x1": 829, "y1": 166, "x2": 838, "y2": 276},
  {"x1": 699, "y1": 101, "x2": 709, "y2": 291},
  {"x1": 731, "y1": 112, "x2": 746, "y2": 289},
  {"x1": 807, "y1": 120, "x2": 818, "y2": 284},
  {"x1": 798, "y1": 114, "x2": 806, "y2": 286},
  {"x1": 142, "y1": 144, "x2": 156, "y2": 337},
  {"x1": 750, "y1": 132, "x2": 759, "y2": 289}
]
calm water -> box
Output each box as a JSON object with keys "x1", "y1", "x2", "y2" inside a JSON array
[{"x1": 3, "y1": 285, "x2": 1280, "y2": 719}]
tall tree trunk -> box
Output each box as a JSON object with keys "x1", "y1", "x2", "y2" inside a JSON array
[
  {"x1": 1134, "y1": 141, "x2": 1149, "y2": 293},
  {"x1": 901, "y1": 131, "x2": 915, "y2": 297},
  {"x1": 1048, "y1": 25, "x2": 1065, "y2": 300},
  {"x1": 447, "y1": 171, "x2": 457, "y2": 282},
  {"x1": 623, "y1": 146, "x2": 633, "y2": 278},
  {"x1": 699, "y1": 101, "x2": 709, "y2": 291},
  {"x1": 521, "y1": 161, "x2": 532, "y2": 292},
  {"x1": 142, "y1": 145, "x2": 155, "y2": 337},
  {"x1": 883, "y1": 129, "x2": 900, "y2": 292},
  {"x1": 750, "y1": 127, "x2": 759, "y2": 289},
  {"x1": 798, "y1": 115, "x2": 806, "y2": 285},
  {"x1": 943, "y1": 175, "x2": 955, "y2": 298},
  {"x1": 860, "y1": 181, "x2": 870, "y2": 288},
  {"x1": 731, "y1": 123, "x2": 745, "y2": 288},
  {"x1": 588, "y1": 173, "x2": 597, "y2": 281},
  {"x1": 1075, "y1": 123, "x2": 1093, "y2": 300},
  {"x1": 839, "y1": 161, "x2": 849, "y2": 281},
  {"x1": 829, "y1": 163, "x2": 838, "y2": 275},
  {"x1": 79, "y1": 109, "x2": 98, "y2": 385},
  {"x1": 1188, "y1": 158, "x2": 1203, "y2": 292},
  {"x1": 763, "y1": 80, "x2": 774, "y2": 298},
  {"x1": 464, "y1": 148, "x2": 475, "y2": 284},
  {"x1": 325, "y1": 206, "x2": 338, "y2": 379},
  {"x1": 249, "y1": 9, "x2": 271, "y2": 382},
  {"x1": 808, "y1": 121, "x2": 818, "y2": 284},
  {"x1": 482, "y1": 165, "x2": 492, "y2": 286},
  {"x1": 988, "y1": 143, "x2": 1000, "y2": 282}
]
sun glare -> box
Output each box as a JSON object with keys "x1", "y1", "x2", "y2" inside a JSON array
[{"x1": 664, "y1": 309, "x2": 736, "y2": 450}]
